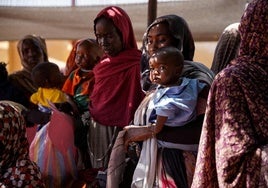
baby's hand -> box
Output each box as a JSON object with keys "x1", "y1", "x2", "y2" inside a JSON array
[{"x1": 123, "y1": 125, "x2": 152, "y2": 150}]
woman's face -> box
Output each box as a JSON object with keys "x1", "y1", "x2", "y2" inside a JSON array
[
  {"x1": 147, "y1": 22, "x2": 175, "y2": 56},
  {"x1": 21, "y1": 39, "x2": 44, "y2": 71},
  {"x1": 95, "y1": 17, "x2": 123, "y2": 57}
]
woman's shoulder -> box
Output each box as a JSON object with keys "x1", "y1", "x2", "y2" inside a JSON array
[
  {"x1": 182, "y1": 60, "x2": 215, "y2": 86},
  {"x1": 9, "y1": 70, "x2": 30, "y2": 81},
  {"x1": 120, "y1": 48, "x2": 142, "y2": 58}
]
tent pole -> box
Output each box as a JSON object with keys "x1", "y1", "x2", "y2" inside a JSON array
[
  {"x1": 71, "y1": 0, "x2": 75, "y2": 7},
  {"x1": 148, "y1": 0, "x2": 157, "y2": 26}
]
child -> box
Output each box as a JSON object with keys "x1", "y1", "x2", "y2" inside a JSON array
[
  {"x1": 0, "y1": 61, "x2": 28, "y2": 106},
  {"x1": 62, "y1": 38, "x2": 103, "y2": 114},
  {"x1": 62, "y1": 38, "x2": 103, "y2": 169},
  {"x1": 124, "y1": 46, "x2": 206, "y2": 143},
  {"x1": 30, "y1": 62, "x2": 68, "y2": 128}
]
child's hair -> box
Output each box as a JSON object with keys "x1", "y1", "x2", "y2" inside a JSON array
[
  {"x1": 32, "y1": 62, "x2": 62, "y2": 88},
  {"x1": 151, "y1": 46, "x2": 184, "y2": 68},
  {"x1": 0, "y1": 62, "x2": 8, "y2": 83}
]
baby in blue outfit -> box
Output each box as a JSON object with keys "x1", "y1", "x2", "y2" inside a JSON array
[{"x1": 148, "y1": 46, "x2": 206, "y2": 147}]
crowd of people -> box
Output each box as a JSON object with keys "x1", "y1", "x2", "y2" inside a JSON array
[{"x1": 0, "y1": 0, "x2": 267, "y2": 187}]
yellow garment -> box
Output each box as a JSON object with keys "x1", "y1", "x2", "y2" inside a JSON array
[{"x1": 30, "y1": 88, "x2": 67, "y2": 108}]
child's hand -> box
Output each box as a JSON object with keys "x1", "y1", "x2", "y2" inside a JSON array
[
  {"x1": 123, "y1": 125, "x2": 153, "y2": 150},
  {"x1": 22, "y1": 109, "x2": 51, "y2": 126}
]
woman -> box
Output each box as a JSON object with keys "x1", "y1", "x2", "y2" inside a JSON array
[
  {"x1": 87, "y1": 6, "x2": 145, "y2": 171},
  {"x1": 9, "y1": 35, "x2": 57, "y2": 144},
  {"x1": 9, "y1": 34, "x2": 49, "y2": 109},
  {"x1": 210, "y1": 22, "x2": 241, "y2": 75},
  {"x1": 108, "y1": 15, "x2": 214, "y2": 188},
  {"x1": 141, "y1": 14, "x2": 214, "y2": 92},
  {"x1": 0, "y1": 61, "x2": 27, "y2": 105},
  {"x1": 192, "y1": 0, "x2": 268, "y2": 187},
  {"x1": 0, "y1": 101, "x2": 45, "y2": 187}
]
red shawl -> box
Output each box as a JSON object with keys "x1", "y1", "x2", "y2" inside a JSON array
[
  {"x1": 90, "y1": 6, "x2": 145, "y2": 127},
  {"x1": 89, "y1": 49, "x2": 145, "y2": 127},
  {"x1": 93, "y1": 6, "x2": 138, "y2": 50}
]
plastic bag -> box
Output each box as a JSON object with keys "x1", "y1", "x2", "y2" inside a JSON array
[{"x1": 29, "y1": 105, "x2": 78, "y2": 188}]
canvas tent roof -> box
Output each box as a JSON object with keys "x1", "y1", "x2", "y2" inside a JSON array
[{"x1": 0, "y1": 0, "x2": 247, "y2": 42}]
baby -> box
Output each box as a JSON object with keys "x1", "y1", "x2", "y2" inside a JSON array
[
  {"x1": 30, "y1": 62, "x2": 70, "y2": 129},
  {"x1": 62, "y1": 38, "x2": 103, "y2": 114},
  {"x1": 62, "y1": 38, "x2": 103, "y2": 169},
  {"x1": 124, "y1": 46, "x2": 206, "y2": 146}
]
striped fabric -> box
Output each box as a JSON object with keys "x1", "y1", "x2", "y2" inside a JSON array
[{"x1": 29, "y1": 105, "x2": 78, "y2": 187}]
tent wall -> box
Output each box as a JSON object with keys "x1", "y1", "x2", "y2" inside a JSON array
[{"x1": 0, "y1": 0, "x2": 246, "y2": 41}]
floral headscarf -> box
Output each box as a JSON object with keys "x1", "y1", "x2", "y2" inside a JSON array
[
  {"x1": 0, "y1": 101, "x2": 45, "y2": 187},
  {"x1": 192, "y1": 0, "x2": 268, "y2": 187},
  {"x1": 237, "y1": 0, "x2": 268, "y2": 61}
]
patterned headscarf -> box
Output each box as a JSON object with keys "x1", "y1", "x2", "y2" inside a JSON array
[
  {"x1": 0, "y1": 101, "x2": 45, "y2": 187},
  {"x1": 236, "y1": 0, "x2": 268, "y2": 62},
  {"x1": 192, "y1": 0, "x2": 268, "y2": 187},
  {"x1": 211, "y1": 23, "x2": 241, "y2": 74}
]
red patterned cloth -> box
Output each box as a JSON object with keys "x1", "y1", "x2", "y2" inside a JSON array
[
  {"x1": 0, "y1": 101, "x2": 45, "y2": 187},
  {"x1": 192, "y1": 0, "x2": 268, "y2": 187}
]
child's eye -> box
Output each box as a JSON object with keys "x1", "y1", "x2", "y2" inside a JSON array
[
  {"x1": 147, "y1": 39, "x2": 153, "y2": 45},
  {"x1": 159, "y1": 66, "x2": 165, "y2": 71}
]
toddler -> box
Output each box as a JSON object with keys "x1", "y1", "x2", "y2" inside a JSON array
[
  {"x1": 125, "y1": 46, "x2": 206, "y2": 146},
  {"x1": 62, "y1": 38, "x2": 103, "y2": 113},
  {"x1": 62, "y1": 38, "x2": 103, "y2": 169},
  {"x1": 30, "y1": 62, "x2": 68, "y2": 128}
]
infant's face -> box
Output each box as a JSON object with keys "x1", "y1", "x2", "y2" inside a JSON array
[
  {"x1": 75, "y1": 45, "x2": 97, "y2": 70},
  {"x1": 149, "y1": 56, "x2": 180, "y2": 87}
]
